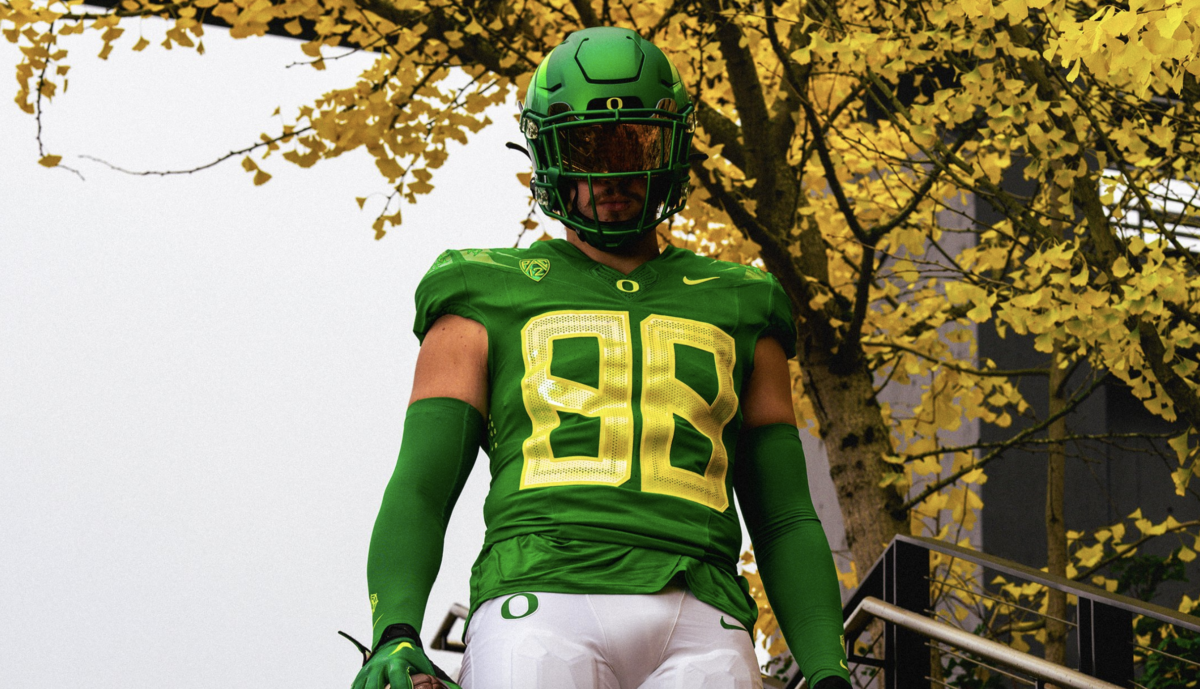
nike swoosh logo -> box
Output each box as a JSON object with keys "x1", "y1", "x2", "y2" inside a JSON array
[
  {"x1": 390, "y1": 641, "x2": 414, "y2": 655},
  {"x1": 683, "y1": 276, "x2": 720, "y2": 285},
  {"x1": 720, "y1": 616, "x2": 749, "y2": 633}
]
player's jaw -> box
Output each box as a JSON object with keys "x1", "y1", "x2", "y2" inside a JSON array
[{"x1": 575, "y1": 178, "x2": 647, "y2": 223}]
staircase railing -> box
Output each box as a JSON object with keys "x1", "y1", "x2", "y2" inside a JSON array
[
  {"x1": 427, "y1": 535, "x2": 1198, "y2": 688},
  {"x1": 784, "y1": 535, "x2": 1200, "y2": 689}
]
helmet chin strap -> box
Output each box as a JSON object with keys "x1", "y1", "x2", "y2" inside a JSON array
[{"x1": 505, "y1": 142, "x2": 531, "y2": 160}]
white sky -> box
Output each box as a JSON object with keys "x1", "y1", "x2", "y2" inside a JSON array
[
  {"x1": 1, "y1": 19, "x2": 850, "y2": 688},
  {"x1": 1, "y1": 20, "x2": 542, "y2": 688}
]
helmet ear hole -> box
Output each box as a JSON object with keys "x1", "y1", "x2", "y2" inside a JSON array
[
  {"x1": 648, "y1": 175, "x2": 674, "y2": 211},
  {"x1": 548, "y1": 102, "x2": 572, "y2": 117}
]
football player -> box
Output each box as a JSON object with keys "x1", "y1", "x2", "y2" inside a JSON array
[{"x1": 351, "y1": 27, "x2": 853, "y2": 689}]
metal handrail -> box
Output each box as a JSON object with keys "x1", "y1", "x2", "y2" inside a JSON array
[
  {"x1": 797, "y1": 597, "x2": 1125, "y2": 689},
  {"x1": 429, "y1": 602, "x2": 469, "y2": 653},
  {"x1": 898, "y1": 535, "x2": 1200, "y2": 633}
]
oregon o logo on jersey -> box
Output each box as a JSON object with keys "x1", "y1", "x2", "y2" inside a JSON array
[
  {"x1": 616, "y1": 279, "x2": 640, "y2": 293},
  {"x1": 500, "y1": 593, "x2": 540, "y2": 619}
]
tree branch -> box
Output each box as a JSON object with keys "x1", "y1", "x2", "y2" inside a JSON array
[
  {"x1": 864, "y1": 340, "x2": 1052, "y2": 378},
  {"x1": 699, "y1": 0, "x2": 775, "y2": 192},
  {"x1": 1075, "y1": 519, "x2": 1200, "y2": 583},
  {"x1": 695, "y1": 102, "x2": 746, "y2": 171},
  {"x1": 897, "y1": 374, "x2": 1108, "y2": 514},
  {"x1": 568, "y1": 0, "x2": 601, "y2": 28}
]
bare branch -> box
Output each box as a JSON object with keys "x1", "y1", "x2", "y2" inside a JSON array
[{"x1": 898, "y1": 374, "x2": 1109, "y2": 514}]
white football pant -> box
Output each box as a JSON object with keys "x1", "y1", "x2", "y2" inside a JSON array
[{"x1": 458, "y1": 587, "x2": 762, "y2": 689}]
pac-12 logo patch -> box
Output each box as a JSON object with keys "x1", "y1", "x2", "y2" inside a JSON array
[{"x1": 520, "y1": 258, "x2": 550, "y2": 282}]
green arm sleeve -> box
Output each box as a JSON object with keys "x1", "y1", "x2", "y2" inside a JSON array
[
  {"x1": 734, "y1": 423, "x2": 850, "y2": 687},
  {"x1": 366, "y1": 397, "x2": 484, "y2": 648}
]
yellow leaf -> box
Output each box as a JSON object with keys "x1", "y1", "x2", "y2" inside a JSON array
[
  {"x1": 967, "y1": 301, "x2": 992, "y2": 322},
  {"x1": 1066, "y1": 59, "x2": 1081, "y2": 82},
  {"x1": 893, "y1": 259, "x2": 918, "y2": 285},
  {"x1": 284, "y1": 19, "x2": 302, "y2": 35},
  {"x1": 132, "y1": 36, "x2": 149, "y2": 51},
  {"x1": 1169, "y1": 431, "x2": 1191, "y2": 463},
  {"x1": 1172, "y1": 466, "x2": 1193, "y2": 496},
  {"x1": 253, "y1": 169, "x2": 271, "y2": 186},
  {"x1": 1178, "y1": 547, "x2": 1196, "y2": 563},
  {"x1": 356, "y1": 197, "x2": 367, "y2": 209},
  {"x1": 961, "y1": 467, "x2": 987, "y2": 484},
  {"x1": 1112, "y1": 256, "x2": 1130, "y2": 278},
  {"x1": 38, "y1": 154, "x2": 62, "y2": 168},
  {"x1": 837, "y1": 561, "x2": 859, "y2": 590}
]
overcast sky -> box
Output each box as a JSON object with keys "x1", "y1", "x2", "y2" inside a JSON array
[
  {"x1": 0, "y1": 20, "x2": 545, "y2": 688},
  {"x1": 0, "y1": 19, "x2": 857, "y2": 688}
]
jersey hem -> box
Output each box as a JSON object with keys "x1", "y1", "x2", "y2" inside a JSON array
[{"x1": 482, "y1": 524, "x2": 738, "y2": 573}]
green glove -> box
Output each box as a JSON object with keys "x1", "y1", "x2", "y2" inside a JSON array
[{"x1": 348, "y1": 625, "x2": 461, "y2": 689}]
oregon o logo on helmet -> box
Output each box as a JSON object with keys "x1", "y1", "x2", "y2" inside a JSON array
[
  {"x1": 616, "y1": 279, "x2": 640, "y2": 293},
  {"x1": 606, "y1": 97, "x2": 624, "y2": 110},
  {"x1": 500, "y1": 593, "x2": 539, "y2": 619}
]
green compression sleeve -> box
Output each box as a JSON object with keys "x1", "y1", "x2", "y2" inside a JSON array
[
  {"x1": 735, "y1": 423, "x2": 850, "y2": 687},
  {"x1": 366, "y1": 397, "x2": 484, "y2": 648}
]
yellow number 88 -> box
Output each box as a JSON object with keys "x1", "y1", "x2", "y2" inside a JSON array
[{"x1": 519, "y1": 311, "x2": 737, "y2": 511}]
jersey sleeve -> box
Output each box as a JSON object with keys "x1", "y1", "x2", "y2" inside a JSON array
[
  {"x1": 760, "y1": 274, "x2": 798, "y2": 358},
  {"x1": 413, "y1": 250, "x2": 489, "y2": 343}
]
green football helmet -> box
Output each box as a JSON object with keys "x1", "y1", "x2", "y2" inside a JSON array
[{"x1": 520, "y1": 27, "x2": 695, "y2": 249}]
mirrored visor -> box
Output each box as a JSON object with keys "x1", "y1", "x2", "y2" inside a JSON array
[{"x1": 558, "y1": 122, "x2": 674, "y2": 174}]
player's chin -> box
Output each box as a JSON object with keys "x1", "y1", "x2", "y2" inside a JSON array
[{"x1": 596, "y1": 206, "x2": 645, "y2": 223}]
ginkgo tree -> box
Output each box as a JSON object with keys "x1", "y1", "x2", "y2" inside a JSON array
[{"x1": 5, "y1": 0, "x2": 1199, "y2": 679}]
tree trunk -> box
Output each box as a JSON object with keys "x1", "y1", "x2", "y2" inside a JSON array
[
  {"x1": 799, "y1": 342, "x2": 910, "y2": 573},
  {"x1": 1045, "y1": 344, "x2": 1069, "y2": 669}
]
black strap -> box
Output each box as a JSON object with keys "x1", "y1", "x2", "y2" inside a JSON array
[
  {"x1": 374, "y1": 623, "x2": 422, "y2": 653},
  {"x1": 506, "y1": 141, "x2": 532, "y2": 159},
  {"x1": 372, "y1": 624, "x2": 454, "y2": 681}
]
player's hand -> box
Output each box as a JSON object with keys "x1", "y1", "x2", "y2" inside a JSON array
[{"x1": 349, "y1": 637, "x2": 461, "y2": 689}]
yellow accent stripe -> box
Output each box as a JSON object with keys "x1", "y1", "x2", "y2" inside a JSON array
[{"x1": 391, "y1": 641, "x2": 414, "y2": 655}]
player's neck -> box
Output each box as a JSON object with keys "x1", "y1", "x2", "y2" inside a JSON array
[{"x1": 564, "y1": 228, "x2": 661, "y2": 276}]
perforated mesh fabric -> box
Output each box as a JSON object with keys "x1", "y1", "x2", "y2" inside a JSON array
[
  {"x1": 520, "y1": 311, "x2": 634, "y2": 488},
  {"x1": 639, "y1": 315, "x2": 738, "y2": 511}
]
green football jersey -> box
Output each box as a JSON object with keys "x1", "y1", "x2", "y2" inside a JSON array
[{"x1": 413, "y1": 239, "x2": 797, "y2": 631}]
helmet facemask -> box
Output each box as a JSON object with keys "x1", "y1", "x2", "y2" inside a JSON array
[{"x1": 526, "y1": 100, "x2": 695, "y2": 249}]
